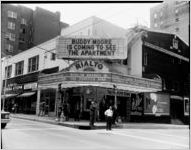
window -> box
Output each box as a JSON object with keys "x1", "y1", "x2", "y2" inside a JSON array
[
  {"x1": 8, "y1": 22, "x2": 15, "y2": 30},
  {"x1": 19, "y1": 37, "x2": 25, "y2": 43},
  {"x1": 7, "y1": 11, "x2": 17, "y2": 19},
  {"x1": 5, "y1": 65, "x2": 12, "y2": 78},
  {"x1": 21, "y1": 18, "x2": 27, "y2": 25},
  {"x1": 20, "y1": 28, "x2": 26, "y2": 34},
  {"x1": 175, "y1": 9, "x2": 179, "y2": 15},
  {"x1": 10, "y1": 33, "x2": 16, "y2": 41},
  {"x1": 154, "y1": 23, "x2": 158, "y2": 27},
  {"x1": 175, "y1": 18, "x2": 179, "y2": 22},
  {"x1": 6, "y1": 32, "x2": 16, "y2": 41},
  {"x1": 143, "y1": 52, "x2": 148, "y2": 66},
  {"x1": 28, "y1": 55, "x2": 39, "y2": 73},
  {"x1": 5, "y1": 44, "x2": 13, "y2": 52},
  {"x1": 15, "y1": 61, "x2": 24, "y2": 76},
  {"x1": 154, "y1": 13, "x2": 157, "y2": 19},
  {"x1": 51, "y1": 53, "x2": 56, "y2": 60}
]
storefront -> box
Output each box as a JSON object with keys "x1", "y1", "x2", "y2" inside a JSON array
[
  {"x1": 38, "y1": 69, "x2": 162, "y2": 121},
  {"x1": 130, "y1": 92, "x2": 170, "y2": 123},
  {"x1": 36, "y1": 37, "x2": 163, "y2": 121},
  {"x1": 2, "y1": 72, "x2": 39, "y2": 114},
  {"x1": 16, "y1": 82, "x2": 37, "y2": 114}
]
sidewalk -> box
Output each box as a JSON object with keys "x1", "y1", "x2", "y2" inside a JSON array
[{"x1": 10, "y1": 113, "x2": 189, "y2": 130}]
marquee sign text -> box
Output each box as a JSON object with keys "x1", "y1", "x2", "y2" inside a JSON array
[{"x1": 56, "y1": 37, "x2": 126, "y2": 59}]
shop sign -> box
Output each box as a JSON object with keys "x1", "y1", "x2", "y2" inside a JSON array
[
  {"x1": 5, "y1": 83, "x2": 23, "y2": 92},
  {"x1": 69, "y1": 60, "x2": 109, "y2": 72},
  {"x1": 39, "y1": 72, "x2": 162, "y2": 91},
  {"x1": 112, "y1": 74, "x2": 162, "y2": 89},
  {"x1": 107, "y1": 89, "x2": 130, "y2": 97},
  {"x1": 56, "y1": 37, "x2": 127, "y2": 59},
  {"x1": 62, "y1": 72, "x2": 111, "y2": 83},
  {"x1": 144, "y1": 93, "x2": 170, "y2": 116},
  {"x1": 24, "y1": 83, "x2": 37, "y2": 90}
]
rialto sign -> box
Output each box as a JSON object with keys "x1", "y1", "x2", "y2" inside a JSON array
[
  {"x1": 69, "y1": 60, "x2": 109, "y2": 72},
  {"x1": 56, "y1": 36, "x2": 127, "y2": 59}
]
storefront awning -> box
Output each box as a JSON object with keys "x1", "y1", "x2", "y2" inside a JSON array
[
  {"x1": 38, "y1": 72, "x2": 162, "y2": 93},
  {"x1": 39, "y1": 81, "x2": 160, "y2": 93},
  {"x1": 170, "y1": 95, "x2": 184, "y2": 100},
  {"x1": 17, "y1": 92, "x2": 36, "y2": 98},
  {"x1": 1, "y1": 94, "x2": 17, "y2": 99}
]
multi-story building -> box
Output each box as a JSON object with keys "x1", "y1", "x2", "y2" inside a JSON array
[
  {"x1": 1, "y1": 37, "x2": 71, "y2": 114},
  {"x1": 150, "y1": 1, "x2": 190, "y2": 44},
  {"x1": 139, "y1": 27, "x2": 190, "y2": 124},
  {"x1": 1, "y1": 17, "x2": 189, "y2": 124},
  {"x1": 1, "y1": 4, "x2": 69, "y2": 57}
]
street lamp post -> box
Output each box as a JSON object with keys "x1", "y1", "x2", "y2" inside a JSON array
[
  {"x1": 113, "y1": 85, "x2": 117, "y2": 109},
  {"x1": 58, "y1": 83, "x2": 65, "y2": 121}
]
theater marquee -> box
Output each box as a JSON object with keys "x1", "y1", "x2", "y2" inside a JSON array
[{"x1": 56, "y1": 36, "x2": 127, "y2": 59}]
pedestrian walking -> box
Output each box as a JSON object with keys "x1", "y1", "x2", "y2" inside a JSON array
[
  {"x1": 89, "y1": 101, "x2": 96, "y2": 127},
  {"x1": 104, "y1": 106, "x2": 113, "y2": 130}
]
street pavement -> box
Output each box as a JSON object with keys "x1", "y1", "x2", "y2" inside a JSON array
[
  {"x1": 2, "y1": 118, "x2": 190, "y2": 149},
  {"x1": 10, "y1": 113, "x2": 189, "y2": 129}
]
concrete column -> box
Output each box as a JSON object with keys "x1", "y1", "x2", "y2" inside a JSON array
[
  {"x1": 54, "y1": 88, "x2": 59, "y2": 117},
  {"x1": 36, "y1": 88, "x2": 41, "y2": 115}
]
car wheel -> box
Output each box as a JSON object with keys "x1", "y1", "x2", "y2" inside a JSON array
[{"x1": 1, "y1": 123, "x2": 7, "y2": 129}]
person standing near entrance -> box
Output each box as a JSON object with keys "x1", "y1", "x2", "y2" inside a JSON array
[
  {"x1": 89, "y1": 101, "x2": 96, "y2": 127},
  {"x1": 74, "y1": 101, "x2": 80, "y2": 121},
  {"x1": 63, "y1": 102, "x2": 70, "y2": 121},
  {"x1": 104, "y1": 106, "x2": 113, "y2": 130},
  {"x1": 38, "y1": 101, "x2": 45, "y2": 116}
]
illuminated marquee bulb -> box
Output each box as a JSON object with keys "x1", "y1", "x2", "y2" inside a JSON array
[{"x1": 150, "y1": 93, "x2": 157, "y2": 102}]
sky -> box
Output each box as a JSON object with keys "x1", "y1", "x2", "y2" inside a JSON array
[{"x1": 14, "y1": 3, "x2": 160, "y2": 29}]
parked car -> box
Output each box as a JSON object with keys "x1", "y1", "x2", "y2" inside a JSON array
[{"x1": 1, "y1": 111, "x2": 10, "y2": 129}]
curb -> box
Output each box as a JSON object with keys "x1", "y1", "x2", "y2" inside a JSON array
[
  {"x1": 11, "y1": 115, "x2": 189, "y2": 130},
  {"x1": 11, "y1": 115, "x2": 107, "y2": 129}
]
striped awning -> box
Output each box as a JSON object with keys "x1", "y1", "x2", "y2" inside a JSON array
[{"x1": 1, "y1": 94, "x2": 17, "y2": 99}]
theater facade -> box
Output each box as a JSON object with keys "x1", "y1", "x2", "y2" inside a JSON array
[
  {"x1": 37, "y1": 36, "x2": 168, "y2": 122},
  {"x1": 38, "y1": 61, "x2": 163, "y2": 121}
]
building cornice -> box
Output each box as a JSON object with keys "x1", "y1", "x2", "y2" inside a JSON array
[{"x1": 143, "y1": 41, "x2": 189, "y2": 62}]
